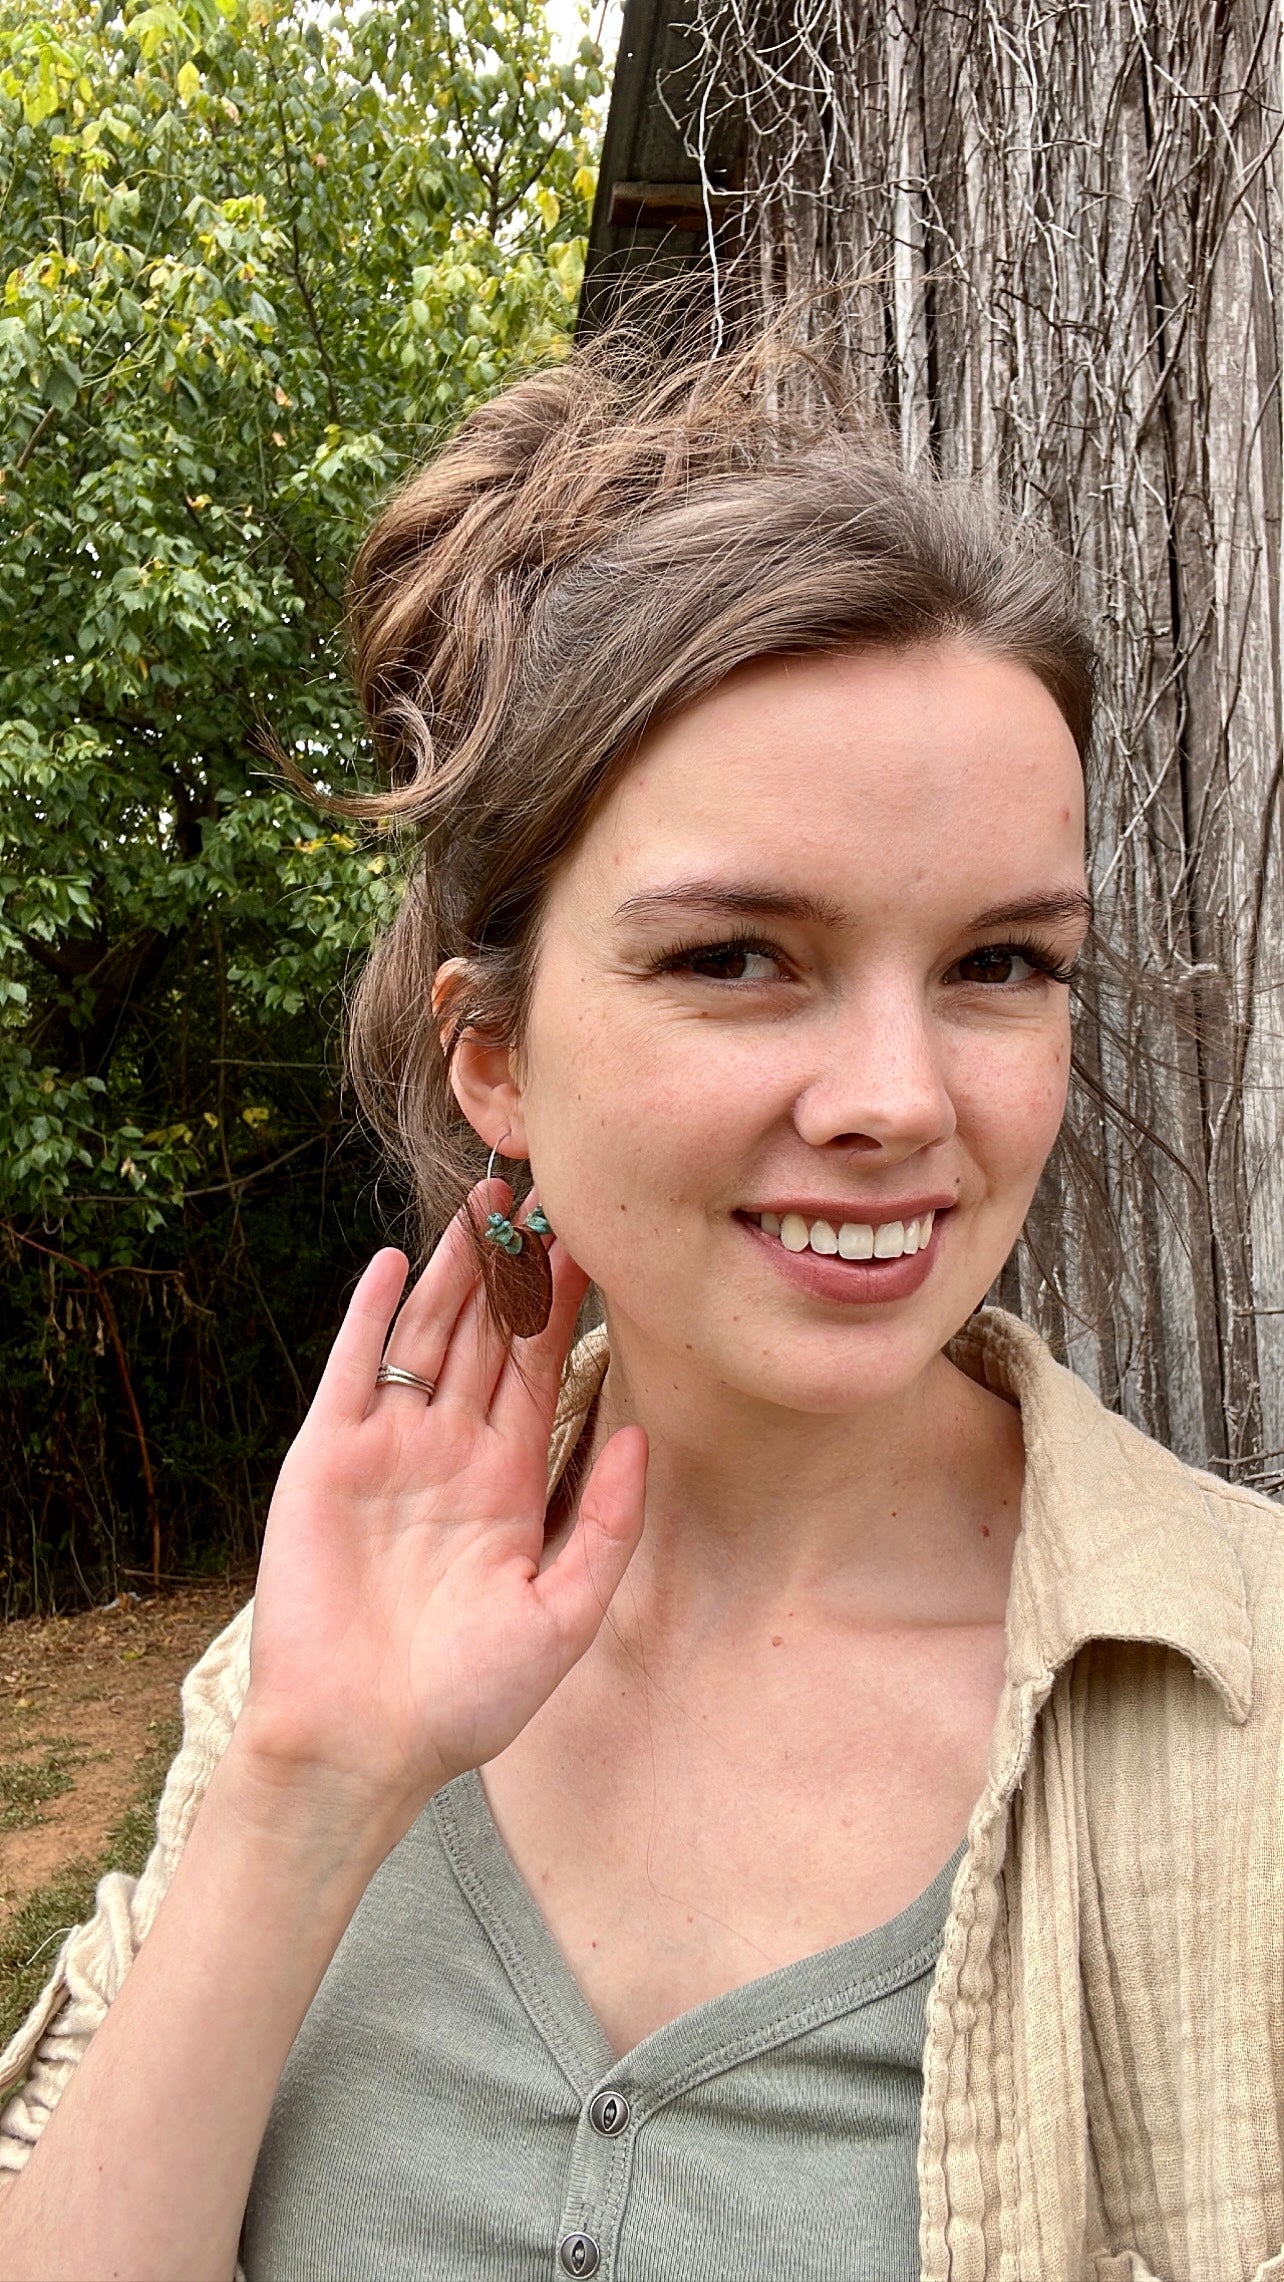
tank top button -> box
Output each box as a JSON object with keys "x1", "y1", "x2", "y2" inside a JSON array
[
  {"x1": 558, "y1": 2233, "x2": 601, "y2": 2276},
  {"x1": 588, "y1": 2089, "x2": 631, "y2": 2136}
]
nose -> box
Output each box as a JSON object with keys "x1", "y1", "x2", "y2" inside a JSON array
[{"x1": 790, "y1": 976, "x2": 957, "y2": 1162}]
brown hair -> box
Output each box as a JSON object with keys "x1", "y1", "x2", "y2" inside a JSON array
[{"x1": 339, "y1": 322, "x2": 1095, "y2": 1321}]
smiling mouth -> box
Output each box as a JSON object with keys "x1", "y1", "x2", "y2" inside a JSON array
[{"x1": 745, "y1": 1209, "x2": 939, "y2": 1261}]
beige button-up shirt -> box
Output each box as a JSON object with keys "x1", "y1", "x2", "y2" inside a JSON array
[{"x1": 3, "y1": 1307, "x2": 1284, "y2": 2280}]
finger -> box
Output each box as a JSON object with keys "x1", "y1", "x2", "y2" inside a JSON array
[
  {"x1": 430, "y1": 1261, "x2": 511, "y2": 1412},
  {"x1": 488, "y1": 1238, "x2": 591, "y2": 1440},
  {"x1": 379, "y1": 1196, "x2": 488, "y2": 1399},
  {"x1": 312, "y1": 1249, "x2": 409, "y2": 1424},
  {"x1": 532, "y1": 1425, "x2": 648, "y2": 1667}
]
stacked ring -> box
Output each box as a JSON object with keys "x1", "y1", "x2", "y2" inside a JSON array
[{"x1": 375, "y1": 1364, "x2": 436, "y2": 1398}]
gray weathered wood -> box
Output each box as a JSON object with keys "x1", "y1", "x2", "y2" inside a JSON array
[{"x1": 674, "y1": 0, "x2": 1284, "y2": 1476}]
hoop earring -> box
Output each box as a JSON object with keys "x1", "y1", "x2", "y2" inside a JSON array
[
  {"x1": 482, "y1": 1141, "x2": 554, "y2": 1251},
  {"x1": 477, "y1": 1140, "x2": 555, "y2": 1339}
]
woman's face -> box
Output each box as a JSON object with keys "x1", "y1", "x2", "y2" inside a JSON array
[{"x1": 502, "y1": 642, "x2": 1089, "y2": 1412}]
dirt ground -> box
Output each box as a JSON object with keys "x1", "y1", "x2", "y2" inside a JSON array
[{"x1": 0, "y1": 1580, "x2": 253, "y2": 1927}]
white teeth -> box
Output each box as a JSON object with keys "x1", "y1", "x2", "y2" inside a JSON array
[
  {"x1": 757, "y1": 1208, "x2": 937, "y2": 1259},
  {"x1": 838, "y1": 1221, "x2": 874, "y2": 1259}
]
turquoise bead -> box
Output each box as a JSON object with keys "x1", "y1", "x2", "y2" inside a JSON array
[{"x1": 483, "y1": 1212, "x2": 524, "y2": 1257}]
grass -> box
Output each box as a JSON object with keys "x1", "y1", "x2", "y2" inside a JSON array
[
  {"x1": 0, "y1": 1740, "x2": 91, "y2": 1833},
  {"x1": 0, "y1": 1715, "x2": 181, "y2": 2054}
]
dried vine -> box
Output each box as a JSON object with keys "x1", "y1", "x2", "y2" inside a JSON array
[{"x1": 666, "y1": 0, "x2": 1284, "y2": 1478}]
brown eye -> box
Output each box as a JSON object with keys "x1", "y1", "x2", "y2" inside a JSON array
[
  {"x1": 673, "y1": 942, "x2": 781, "y2": 982},
  {"x1": 953, "y1": 946, "x2": 1039, "y2": 986}
]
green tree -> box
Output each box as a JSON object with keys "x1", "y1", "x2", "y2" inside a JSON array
[{"x1": 0, "y1": 0, "x2": 605, "y2": 1609}]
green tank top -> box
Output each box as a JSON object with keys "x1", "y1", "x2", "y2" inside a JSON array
[{"x1": 242, "y1": 1770, "x2": 962, "y2": 2280}]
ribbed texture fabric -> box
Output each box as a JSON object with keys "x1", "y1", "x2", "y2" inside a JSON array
[
  {"x1": 240, "y1": 1769, "x2": 961, "y2": 2280},
  {"x1": 5, "y1": 1309, "x2": 1284, "y2": 2279}
]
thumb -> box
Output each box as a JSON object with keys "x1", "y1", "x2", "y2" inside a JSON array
[{"x1": 533, "y1": 1425, "x2": 648, "y2": 1666}]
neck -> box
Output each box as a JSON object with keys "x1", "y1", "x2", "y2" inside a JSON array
[{"x1": 588, "y1": 1309, "x2": 1024, "y2": 1631}]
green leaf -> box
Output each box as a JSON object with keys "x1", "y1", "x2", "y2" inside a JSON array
[
  {"x1": 43, "y1": 359, "x2": 81, "y2": 412},
  {"x1": 0, "y1": 0, "x2": 610, "y2": 1596}
]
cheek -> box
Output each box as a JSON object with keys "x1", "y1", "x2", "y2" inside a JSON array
[
  {"x1": 517, "y1": 982, "x2": 773, "y2": 1280},
  {"x1": 517, "y1": 982, "x2": 696, "y2": 1207},
  {"x1": 951, "y1": 1021, "x2": 1071, "y2": 1189}
]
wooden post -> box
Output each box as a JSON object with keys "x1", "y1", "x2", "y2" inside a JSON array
[{"x1": 663, "y1": 0, "x2": 1284, "y2": 1477}]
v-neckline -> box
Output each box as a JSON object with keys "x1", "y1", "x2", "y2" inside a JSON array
[{"x1": 431, "y1": 1768, "x2": 964, "y2": 2104}]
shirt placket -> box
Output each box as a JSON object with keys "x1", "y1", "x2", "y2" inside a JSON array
[{"x1": 551, "y1": 2069, "x2": 640, "y2": 2278}]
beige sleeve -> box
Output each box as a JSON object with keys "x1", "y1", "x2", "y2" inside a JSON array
[{"x1": 0, "y1": 1597, "x2": 254, "y2": 2175}]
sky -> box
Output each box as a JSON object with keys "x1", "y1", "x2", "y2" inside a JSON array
[{"x1": 545, "y1": 0, "x2": 623, "y2": 73}]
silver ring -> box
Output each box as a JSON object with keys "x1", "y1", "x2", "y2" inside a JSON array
[{"x1": 375, "y1": 1363, "x2": 436, "y2": 1398}]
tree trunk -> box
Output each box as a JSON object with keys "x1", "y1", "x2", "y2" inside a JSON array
[{"x1": 675, "y1": 0, "x2": 1284, "y2": 1480}]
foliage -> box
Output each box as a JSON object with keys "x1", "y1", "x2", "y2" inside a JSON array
[{"x1": 0, "y1": 0, "x2": 605, "y2": 1608}]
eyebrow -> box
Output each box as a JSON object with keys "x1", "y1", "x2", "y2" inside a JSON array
[
  {"x1": 967, "y1": 890, "x2": 1094, "y2": 932},
  {"x1": 612, "y1": 879, "x2": 1093, "y2": 933},
  {"x1": 612, "y1": 880, "x2": 849, "y2": 928}
]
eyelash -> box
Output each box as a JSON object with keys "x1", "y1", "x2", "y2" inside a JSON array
[
  {"x1": 954, "y1": 937, "x2": 1081, "y2": 989},
  {"x1": 649, "y1": 930, "x2": 786, "y2": 982},
  {"x1": 648, "y1": 930, "x2": 1080, "y2": 989}
]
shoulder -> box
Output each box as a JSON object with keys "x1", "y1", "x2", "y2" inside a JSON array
[
  {"x1": 1169, "y1": 1456, "x2": 1284, "y2": 1634},
  {"x1": 961, "y1": 1309, "x2": 1284, "y2": 1721},
  {"x1": 1065, "y1": 1384, "x2": 1284, "y2": 1734},
  {"x1": 0, "y1": 1596, "x2": 254, "y2": 2169}
]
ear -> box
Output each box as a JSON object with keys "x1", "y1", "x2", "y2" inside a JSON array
[{"x1": 432, "y1": 958, "x2": 529, "y2": 1160}]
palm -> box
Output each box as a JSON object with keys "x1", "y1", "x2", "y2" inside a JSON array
[{"x1": 243, "y1": 1195, "x2": 645, "y2": 1825}]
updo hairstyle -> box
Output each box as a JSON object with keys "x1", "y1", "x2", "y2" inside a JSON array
[{"x1": 340, "y1": 322, "x2": 1095, "y2": 1326}]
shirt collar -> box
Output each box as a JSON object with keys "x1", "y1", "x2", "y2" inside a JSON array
[
  {"x1": 949, "y1": 1307, "x2": 1253, "y2": 1723},
  {"x1": 550, "y1": 1306, "x2": 1253, "y2": 1725}
]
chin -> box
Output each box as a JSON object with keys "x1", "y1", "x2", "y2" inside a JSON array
[{"x1": 695, "y1": 1319, "x2": 952, "y2": 1415}]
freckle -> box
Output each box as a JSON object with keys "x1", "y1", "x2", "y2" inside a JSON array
[
  {"x1": 687, "y1": 1914, "x2": 694, "y2": 1924},
  {"x1": 684, "y1": 1342, "x2": 693, "y2": 1351},
  {"x1": 591, "y1": 1939, "x2": 598, "y2": 1948},
  {"x1": 982, "y1": 1524, "x2": 991, "y2": 1537},
  {"x1": 771, "y1": 1634, "x2": 784, "y2": 1647}
]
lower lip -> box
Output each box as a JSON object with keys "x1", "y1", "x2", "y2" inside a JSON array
[{"x1": 736, "y1": 1213, "x2": 946, "y2": 1304}]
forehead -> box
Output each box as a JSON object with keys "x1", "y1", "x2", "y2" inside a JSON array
[{"x1": 569, "y1": 643, "x2": 1086, "y2": 921}]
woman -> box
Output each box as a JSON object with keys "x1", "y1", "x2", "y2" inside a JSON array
[{"x1": 2, "y1": 335, "x2": 1283, "y2": 2282}]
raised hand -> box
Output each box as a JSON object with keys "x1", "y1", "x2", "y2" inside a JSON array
[{"x1": 235, "y1": 1188, "x2": 647, "y2": 1848}]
